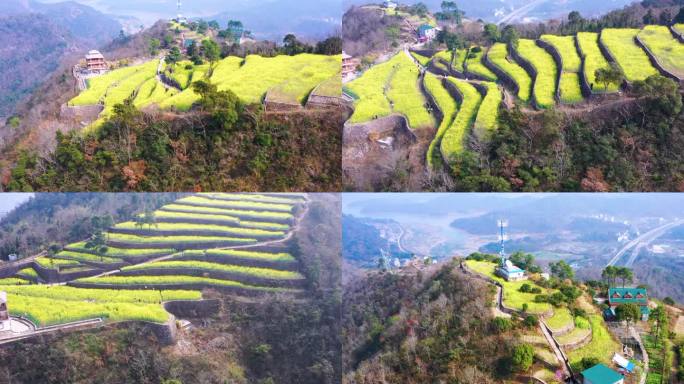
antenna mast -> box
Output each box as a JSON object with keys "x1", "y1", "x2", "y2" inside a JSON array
[{"x1": 498, "y1": 219, "x2": 508, "y2": 261}]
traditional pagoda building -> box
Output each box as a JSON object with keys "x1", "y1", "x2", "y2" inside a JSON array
[
  {"x1": 342, "y1": 51, "x2": 359, "y2": 80},
  {"x1": 85, "y1": 50, "x2": 107, "y2": 73}
]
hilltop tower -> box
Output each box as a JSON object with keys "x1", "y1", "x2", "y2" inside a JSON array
[
  {"x1": 0, "y1": 291, "x2": 10, "y2": 332},
  {"x1": 495, "y1": 220, "x2": 527, "y2": 281},
  {"x1": 176, "y1": 0, "x2": 187, "y2": 24}
]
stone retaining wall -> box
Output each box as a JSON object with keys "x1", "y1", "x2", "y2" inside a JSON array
[
  {"x1": 508, "y1": 42, "x2": 540, "y2": 109},
  {"x1": 536, "y1": 39, "x2": 564, "y2": 104},
  {"x1": 482, "y1": 46, "x2": 521, "y2": 99},
  {"x1": 32, "y1": 262, "x2": 101, "y2": 283},
  {"x1": 559, "y1": 329, "x2": 593, "y2": 351},
  {"x1": 634, "y1": 34, "x2": 683, "y2": 82},
  {"x1": 420, "y1": 72, "x2": 443, "y2": 128},
  {"x1": 427, "y1": 60, "x2": 450, "y2": 76},
  {"x1": 670, "y1": 25, "x2": 684, "y2": 43},
  {"x1": 163, "y1": 299, "x2": 220, "y2": 319},
  {"x1": 306, "y1": 94, "x2": 347, "y2": 109},
  {"x1": 546, "y1": 319, "x2": 576, "y2": 337},
  {"x1": 116, "y1": 268, "x2": 307, "y2": 289},
  {"x1": 597, "y1": 31, "x2": 630, "y2": 90}
]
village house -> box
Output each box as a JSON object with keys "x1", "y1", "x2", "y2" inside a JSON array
[
  {"x1": 581, "y1": 363, "x2": 624, "y2": 384},
  {"x1": 85, "y1": 50, "x2": 107, "y2": 74},
  {"x1": 606, "y1": 287, "x2": 650, "y2": 321},
  {"x1": 383, "y1": 0, "x2": 398, "y2": 10},
  {"x1": 0, "y1": 292, "x2": 10, "y2": 333},
  {"x1": 496, "y1": 258, "x2": 526, "y2": 281},
  {"x1": 417, "y1": 24, "x2": 437, "y2": 43}
]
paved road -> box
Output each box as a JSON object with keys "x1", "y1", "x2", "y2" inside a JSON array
[
  {"x1": 498, "y1": 0, "x2": 549, "y2": 25},
  {"x1": 606, "y1": 219, "x2": 684, "y2": 268}
]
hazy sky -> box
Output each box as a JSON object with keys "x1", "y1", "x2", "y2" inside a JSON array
[{"x1": 0, "y1": 193, "x2": 33, "y2": 217}]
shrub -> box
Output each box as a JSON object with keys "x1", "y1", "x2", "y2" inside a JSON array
[
  {"x1": 523, "y1": 315, "x2": 539, "y2": 328},
  {"x1": 511, "y1": 344, "x2": 534, "y2": 372},
  {"x1": 492, "y1": 317, "x2": 513, "y2": 333}
]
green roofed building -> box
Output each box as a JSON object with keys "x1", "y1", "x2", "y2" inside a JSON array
[
  {"x1": 581, "y1": 363, "x2": 624, "y2": 384},
  {"x1": 608, "y1": 287, "x2": 650, "y2": 320}
]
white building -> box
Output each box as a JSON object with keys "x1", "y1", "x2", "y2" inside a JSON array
[{"x1": 383, "y1": 0, "x2": 398, "y2": 9}]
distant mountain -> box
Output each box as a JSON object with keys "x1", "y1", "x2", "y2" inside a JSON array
[
  {"x1": 342, "y1": 215, "x2": 410, "y2": 268},
  {"x1": 343, "y1": 0, "x2": 637, "y2": 23},
  {"x1": 0, "y1": 0, "x2": 121, "y2": 118}
]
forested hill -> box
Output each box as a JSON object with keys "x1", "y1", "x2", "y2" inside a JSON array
[{"x1": 0, "y1": 0, "x2": 121, "y2": 118}]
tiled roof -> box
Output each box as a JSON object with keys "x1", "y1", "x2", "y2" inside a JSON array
[{"x1": 582, "y1": 363, "x2": 623, "y2": 384}]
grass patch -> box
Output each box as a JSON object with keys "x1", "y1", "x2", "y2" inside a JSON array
[
  {"x1": 161, "y1": 204, "x2": 293, "y2": 220},
  {"x1": 600, "y1": 28, "x2": 658, "y2": 82},
  {"x1": 55, "y1": 251, "x2": 123, "y2": 264},
  {"x1": 559, "y1": 72, "x2": 583, "y2": 104},
  {"x1": 183, "y1": 249, "x2": 296, "y2": 263},
  {"x1": 567, "y1": 314, "x2": 620, "y2": 366},
  {"x1": 487, "y1": 43, "x2": 532, "y2": 102},
  {"x1": 546, "y1": 307, "x2": 574, "y2": 332},
  {"x1": 474, "y1": 82, "x2": 502, "y2": 135},
  {"x1": 16, "y1": 268, "x2": 38, "y2": 279},
  {"x1": 107, "y1": 233, "x2": 257, "y2": 245},
  {"x1": 386, "y1": 53, "x2": 434, "y2": 128},
  {"x1": 0, "y1": 277, "x2": 31, "y2": 285},
  {"x1": 66, "y1": 242, "x2": 175, "y2": 258},
  {"x1": 177, "y1": 195, "x2": 293, "y2": 212},
  {"x1": 411, "y1": 51, "x2": 432, "y2": 67},
  {"x1": 77, "y1": 275, "x2": 295, "y2": 292},
  {"x1": 114, "y1": 221, "x2": 284, "y2": 238},
  {"x1": 312, "y1": 74, "x2": 341, "y2": 97},
  {"x1": 34, "y1": 257, "x2": 80, "y2": 269}
]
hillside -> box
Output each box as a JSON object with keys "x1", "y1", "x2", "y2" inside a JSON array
[
  {"x1": 0, "y1": 0, "x2": 122, "y2": 118},
  {"x1": 0, "y1": 193, "x2": 342, "y2": 383},
  {"x1": 342, "y1": 4, "x2": 684, "y2": 191}
]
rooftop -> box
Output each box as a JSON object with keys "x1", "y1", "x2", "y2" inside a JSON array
[
  {"x1": 582, "y1": 363, "x2": 623, "y2": 384},
  {"x1": 608, "y1": 287, "x2": 648, "y2": 305},
  {"x1": 85, "y1": 50, "x2": 104, "y2": 60}
]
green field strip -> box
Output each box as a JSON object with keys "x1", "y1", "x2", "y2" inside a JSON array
[
  {"x1": 66, "y1": 242, "x2": 175, "y2": 258},
  {"x1": 0, "y1": 285, "x2": 200, "y2": 303},
  {"x1": 674, "y1": 24, "x2": 684, "y2": 36},
  {"x1": 204, "y1": 193, "x2": 302, "y2": 205},
  {"x1": 559, "y1": 72, "x2": 583, "y2": 104},
  {"x1": 577, "y1": 32, "x2": 619, "y2": 93},
  {"x1": 567, "y1": 314, "x2": 621, "y2": 365},
  {"x1": 182, "y1": 249, "x2": 296, "y2": 263},
  {"x1": 107, "y1": 233, "x2": 258, "y2": 245},
  {"x1": 516, "y1": 39, "x2": 558, "y2": 108},
  {"x1": 54, "y1": 251, "x2": 124, "y2": 264},
  {"x1": 76, "y1": 275, "x2": 297, "y2": 292},
  {"x1": 534, "y1": 347, "x2": 558, "y2": 367},
  {"x1": 6, "y1": 293, "x2": 171, "y2": 326},
  {"x1": 440, "y1": 78, "x2": 482, "y2": 163},
  {"x1": 556, "y1": 324, "x2": 591, "y2": 345},
  {"x1": 16, "y1": 267, "x2": 38, "y2": 279},
  {"x1": 386, "y1": 53, "x2": 434, "y2": 128},
  {"x1": 411, "y1": 51, "x2": 432, "y2": 66},
  {"x1": 473, "y1": 82, "x2": 502, "y2": 135},
  {"x1": 133, "y1": 78, "x2": 179, "y2": 108},
  {"x1": 600, "y1": 28, "x2": 658, "y2": 82},
  {"x1": 34, "y1": 256, "x2": 80, "y2": 269},
  {"x1": 122, "y1": 260, "x2": 304, "y2": 280},
  {"x1": 177, "y1": 195, "x2": 294, "y2": 212},
  {"x1": 0, "y1": 277, "x2": 31, "y2": 285},
  {"x1": 99, "y1": 61, "x2": 159, "y2": 116},
  {"x1": 465, "y1": 49, "x2": 497, "y2": 81},
  {"x1": 638, "y1": 25, "x2": 684, "y2": 79},
  {"x1": 487, "y1": 43, "x2": 532, "y2": 102},
  {"x1": 424, "y1": 73, "x2": 458, "y2": 168},
  {"x1": 540, "y1": 35, "x2": 582, "y2": 72},
  {"x1": 150, "y1": 209, "x2": 239, "y2": 224},
  {"x1": 545, "y1": 307, "x2": 574, "y2": 332},
  {"x1": 434, "y1": 49, "x2": 467, "y2": 71},
  {"x1": 312, "y1": 73, "x2": 342, "y2": 97},
  {"x1": 159, "y1": 204, "x2": 293, "y2": 220},
  {"x1": 114, "y1": 221, "x2": 285, "y2": 238}
]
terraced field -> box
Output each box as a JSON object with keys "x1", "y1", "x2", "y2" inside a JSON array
[
  {"x1": 638, "y1": 25, "x2": 684, "y2": 79},
  {"x1": 440, "y1": 78, "x2": 482, "y2": 164},
  {"x1": 465, "y1": 49, "x2": 497, "y2": 81},
  {"x1": 515, "y1": 39, "x2": 558, "y2": 108},
  {"x1": 0, "y1": 193, "x2": 308, "y2": 329},
  {"x1": 540, "y1": 35, "x2": 583, "y2": 104},
  {"x1": 600, "y1": 28, "x2": 658, "y2": 82},
  {"x1": 577, "y1": 32, "x2": 619, "y2": 93},
  {"x1": 473, "y1": 82, "x2": 502, "y2": 136},
  {"x1": 486, "y1": 43, "x2": 532, "y2": 102},
  {"x1": 424, "y1": 73, "x2": 458, "y2": 168},
  {"x1": 347, "y1": 52, "x2": 433, "y2": 128},
  {"x1": 68, "y1": 54, "x2": 340, "y2": 126},
  {"x1": 434, "y1": 49, "x2": 467, "y2": 72}
]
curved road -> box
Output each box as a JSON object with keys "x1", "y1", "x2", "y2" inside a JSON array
[
  {"x1": 605, "y1": 219, "x2": 684, "y2": 268},
  {"x1": 497, "y1": 0, "x2": 550, "y2": 25}
]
